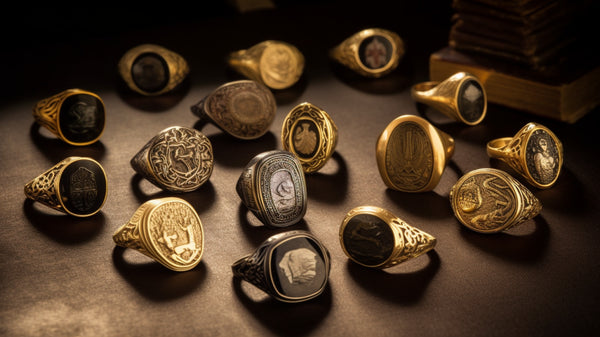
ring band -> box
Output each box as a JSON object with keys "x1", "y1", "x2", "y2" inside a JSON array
[
  {"x1": 24, "y1": 156, "x2": 107, "y2": 217},
  {"x1": 411, "y1": 72, "x2": 487, "y2": 125},
  {"x1": 130, "y1": 126, "x2": 214, "y2": 193},
  {"x1": 190, "y1": 80, "x2": 276, "y2": 140},
  {"x1": 329, "y1": 28, "x2": 404, "y2": 78},
  {"x1": 33, "y1": 89, "x2": 105, "y2": 146},
  {"x1": 232, "y1": 230, "x2": 330, "y2": 303},
  {"x1": 236, "y1": 150, "x2": 307, "y2": 228},
  {"x1": 339, "y1": 206, "x2": 436, "y2": 268},
  {"x1": 376, "y1": 114, "x2": 455, "y2": 192},
  {"x1": 118, "y1": 44, "x2": 189, "y2": 96},
  {"x1": 281, "y1": 102, "x2": 338, "y2": 173},
  {"x1": 227, "y1": 40, "x2": 304, "y2": 90},
  {"x1": 449, "y1": 168, "x2": 542, "y2": 233},
  {"x1": 113, "y1": 197, "x2": 204, "y2": 272},
  {"x1": 486, "y1": 122, "x2": 563, "y2": 189}
]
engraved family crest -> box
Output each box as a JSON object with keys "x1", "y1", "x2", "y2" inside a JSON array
[{"x1": 70, "y1": 167, "x2": 97, "y2": 212}]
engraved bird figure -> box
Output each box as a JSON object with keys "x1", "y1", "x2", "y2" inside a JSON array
[{"x1": 294, "y1": 123, "x2": 317, "y2": 156}]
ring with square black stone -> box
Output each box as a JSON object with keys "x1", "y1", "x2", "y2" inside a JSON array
[
  {"x1": 118, "y1": 44, "x2": 189, "y2": 96},
  {"x1": 236, "y1": 150, "x2": 307, "y2": 228},
  {"x1": 411, "y1": 72, "x2": 487, "y2": 126},
  {"x1": 32, "y1": 89, "x2": 106, "y2": 146},
  {"x1": 24, "y1": 156, "x2": 107, "y2": 217},
  {"x1": 232, "y1": 230, "x2": 330, "y2": 303},
  {"x1": 339, "y1": 206, "x2": 436, "y2": 268}
]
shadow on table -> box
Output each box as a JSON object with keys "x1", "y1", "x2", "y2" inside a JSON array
[
  {"x1": 29, "y1": 123, "x2": 107, "y2": 164},
  {"x1": 196, "y1": 129, "x2": 278, "y2": 168},
  {"x1": 385, "y1": 189, "x2": 452, "y2": 219},
  {"x1": 115, "y1": 76, "x2": 190, "y2": 112},
  {"x1": 237, "y1": 202, "x2": 310, "y2": 246},
  {"x1": 305, "y1": 152, "x2": 349, "y2": 205},
  {"x1": 329, "y1": 59, "x2": 412, "y2": 95}
]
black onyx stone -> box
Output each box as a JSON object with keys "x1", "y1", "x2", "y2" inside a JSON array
[
  {"x1": 292, "y1": 119, "x2": 320, "y2": 159},
  {"x1": 270, "y1": 237, "x2": 327, "y2": 299},
  {"x1": 59, "y1": 159, "x2": 106, "y2": 216},
  {"x1": 457, "y1": 79, "x2": 484, "y2": 123},
  {"x1": 131, "y1": 52, "x2": 169, "y2": 93},
  {"x1": 59, "y1": 94, "x2": 105, "y2": 144},
  {"x1": 358, "y1": 35, "x2": 393, "y2": 69},
  {"x1": 342, "y1": 213, "x2": 394, "y2": 266}
]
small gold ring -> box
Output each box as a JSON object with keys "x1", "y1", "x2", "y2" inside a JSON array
[
  {"x1": 376, "y1": 114, "x2": 455, "y2": 192},
  {"x1": 24, "y1": 156, "x2": 107, "y2": 217},
  {"x1": 227, "y1": 40, "x2": 304, "y2": 90},
  {"x1": 118, "y1": 44, "x2": 190, "y2": 96},
  {"x1": 339, "y1": 206, "x2": 437, "y2": 268},
  {"x1": 130, "y1": 126, "x2": 214, "y2": 193},
  {"x1": 486, "y1": 122, "x2": 563, "y2": 189},
  {"x1": 329, "y1": 28, "x2": 404, "y2": 78},
  {"x1": 411, "y1": 72, "x2": 487, "y2": 125},
  {"x1": 281, "y1": 102, "x2": 338, "y2": 173},
  {"x1": 32, "y1": 89, "x2": 105, "y2": 146},
  {"x1": 236, "y1": 150, "x2": 307, "y2": 228},
  {"x1": 450, "y1": 168, "x2": 543, "y2": 233},
  {"x1": 232, "y1": 230, "x2": 330, "y2": 303},
  {"x1": 113, "y1": 197, "x2": 204, "y2": 272},
  {"x1": 190, "y1": 80, "x2": 276, "y2": 140}
]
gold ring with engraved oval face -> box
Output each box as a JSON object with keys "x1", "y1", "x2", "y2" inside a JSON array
[
  {"x1": 113, "y1": 197, "x2": 204, "y2": 272},
  {"x1": 486, "y1": 122, "x2": 563, "y2": 189},
  {"x1": 411, "y1": 72, "x2": 487, "y2": 126},
  {"x1": 227, "y1": 40, "x2": 305, "y2": 90},
  {"x1": 449, "y1": 168, "x2": 542, "y2": 233},
  {"x1": 376, "y1": 114, "x2": 455, "y2": 192},
  {"x1": 329, "y1": 28, "x2": 405, "y2": 78},
  {"x1": 281, "y1": 102, "x2": 338, "y2": 174}
]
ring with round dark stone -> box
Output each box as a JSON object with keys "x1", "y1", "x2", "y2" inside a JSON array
[
  {"x1": 339, "y1": 206, "x2": 436, "y2": 268},
  {"x1": 190, "y1": 80, "x2": 276, "y2": 140},
  {"x1": 281, "y1": 102, "x2": 338, "y2": 174},
  {"x1": 24, "y1": 156, "x2": 107, "y2": 217},
  {"x1": 486, "y1": 122, "x2": 563, "y2": 189},
  {"x1": 329, "y1": 28, "x2": 405, "y2": 78},
  {"x1": 32, "y1": 89, "x2": 105, "y2": 146},
  {"x1": 232, "y1": 230, "x2": 330, "y2": 303},
  {"x1": 130, "y1": 126, "x2": 214, "y2": 193},
  {"x1": 376, "y1": 114, "x2": 455, "y2": 192},
  {"x1": 236, "y1": 150, "x2": 307, "y2": 228},
  {"x1": 411, "y1": 72, "x2": 487, "y2": 126},
  {"x1": 118, "y1": 44, "x2": 189, "y2": 96}
]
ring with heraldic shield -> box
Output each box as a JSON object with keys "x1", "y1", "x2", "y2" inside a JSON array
[
  {"x1": 118, "y1": 44, "x2": 189, "y2": 96},
  {"x1": 236, "y1": 150, "x2": 307, "y2": 228},
  {"x1": 411, "y1": 72, "x2": 487, "y2": 126},
  {"x1": 24, "y1": 156, "x2": 107, "y2": 217},
  {"x1": 281, "y1": 102, "x2": 338, "y2": 173},
  {"x1": 449, "y1": 168, "x2": 542, "y2": 233},
  {"x1": 486, "y1": 122, "x2": 563, "y2": 189},
  {"x1": 190, "y1": 80, "x2": 276, "y2": 140},
  {"x1": 376, "y1": 114, "x2": 455, "y2": 192},
  {"x1": 232, "y1": 230, "x2": 330, "y2": 303},
  {"x1": 113, "y1": 197, "x2": 204, "y2": 272},
  {"x1": 227, "y1": 40, "x2": 305, "y2": 90},
  {"x1": 329, "y1": 28, "x2": 405, "y2": 78},
  {"x1": 33, "y1": 88, "x2": 105, "y2": 146},
  {"x1": 130, "y1": 126, "x2": 214, "y2": 193}
]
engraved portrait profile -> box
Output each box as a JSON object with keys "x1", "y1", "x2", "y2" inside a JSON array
[
  {"x1": 69, "y1": 166, "x2": 97, "y2": 212},
  {"x1": 278, "y1": 248, "x2": 317, "y2": 284},
  {"x1": 270, "y1": 169, "x2": 296, "y2": 214}
]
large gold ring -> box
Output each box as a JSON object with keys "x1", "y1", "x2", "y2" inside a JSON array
[
  {"x1": 190, "y1": 80, "x2": 276, "y2": 140},
  {"x1": 227, "y1": 40, "x2": 305, "y2": 90},
  {"x1": 411, "y1": 72, "x2": 487, "y2": 126},
  {"x1": 130, "y1": 126, "x2": 214, "y2": 193},
  {"x1": 376, "y1": 114, "x2": 455, "y2": 192},
  {"x1": 329, "y1": 28, "x2": 404, "y2": 78},
  {"x1": 113, "y1": 197, "x2": 204, "y2": 272},
  {"x1": 236, "y1": 150, "x2": 307, "y2": 228},
  {"x1": 32, "y1": 89, "x2": 105, "y2": 146},
  {"x1": 486, "y1": 122, "x2": 563, "y2": 189},
  {"x1": 450, "y1": 168, "x2": 543, "y2": 233},
  {"x1": 339, "y1": 206, "x2": 437, "y2": 268},
  {"x1": 24, "y1": 156, "x2": 107, "y2": 217},
  {"x1": 281, "y1": 102, "x2": 338, "y2": 174},
  {"x1": 118, "y1": 44, "x2": 190, "y2": 96},
  {"x1": 232, "y1": 230, "x2": 330, "y2": 303}
]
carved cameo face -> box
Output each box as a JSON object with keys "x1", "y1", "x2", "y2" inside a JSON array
[
  {"x1": 525, "y1": 128, "x2": 561, "y2": 186},
  {"x1": 59, "y1": 158, "x2": 107, "y2": 216},
  {"x1": 59, "y1": 93, "x2": 105, "y2": 144},
  {"x1": 131, "y1": 52, "x2": 170, "y2": 93}
]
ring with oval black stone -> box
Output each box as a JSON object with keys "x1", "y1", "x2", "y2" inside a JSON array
[
  {"x1": 411, "y1": 72, "x2": 487, "y2": 126},
  {"x1": 24, "y1": 156, "x2": 108, "y2": 217},
  {"x1": 232, "y1": 230, "x2": 331, "y2": 303}
]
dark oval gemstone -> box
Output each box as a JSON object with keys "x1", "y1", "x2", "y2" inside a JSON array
[
  {"x1": 59, "y1": 159, "x2": 107, "y2": 216},
  {"x1": 342, "y1": 213, "x2": 394, "y2": 266},
  {"x1": 291, "y1": 119, "x2": 320, "y2": 160},
  {"x1": 131, "y1": 52, "x2": 169, "y2": 93},
  {"x1": 59, "y1": 94, "x2": 105, "y2": 144},
  {"x1": 525, "y1": 129, "x2": 560, "y2": 186},
  {"x1": 457, "y1": 79, "x2": 484, "y2": 123},
  {"x1": 358, "y1": 35, "x2": 393, "y2": 69}
]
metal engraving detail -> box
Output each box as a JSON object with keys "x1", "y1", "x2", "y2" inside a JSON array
[
  {"x1": 69, "y1": 167, "x2": 97, "y2": 213},
  {"x1": 526, "y1": 129, "x2": 560, "y2": 186},
  {"x1": 261, "y1": 44, "x2": 297, "y2": 88},
  {"x1": 385, "y1": 218, "x2": 436, "y2": 267},
  {"x1": 294, "y1": 122, "x2": 318, "y2": 156},
  {"x1": 24, "y1": 162, "x2": 67, "y2": 210}
]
